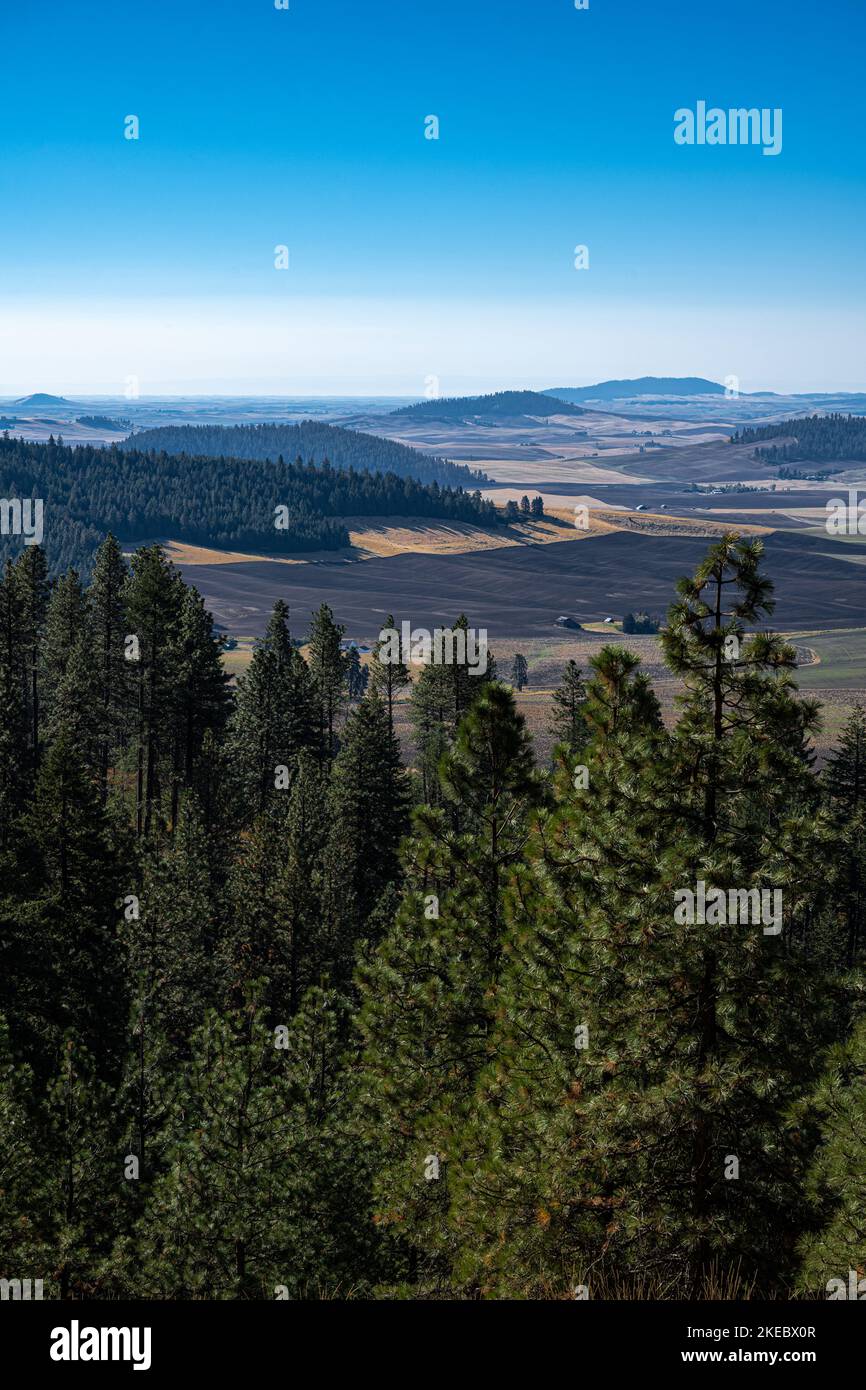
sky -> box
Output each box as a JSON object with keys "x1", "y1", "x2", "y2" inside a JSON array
[{"x1": 1, "y1": 0, "x2": 864, "y2": 396}]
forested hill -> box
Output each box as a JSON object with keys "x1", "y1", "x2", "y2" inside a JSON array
[
  {"x1": 0, "y1": 434, "x2": 500, "y2": 577},
  {"x1": 121, "y1": 420, "x2": 486, "y2": 488},
  {"x1": 389, "y1": 390, "x2": 587, "y2": 421},
  {"x1": 736, "y1": 413, "x2": 866, "y2": 463}
]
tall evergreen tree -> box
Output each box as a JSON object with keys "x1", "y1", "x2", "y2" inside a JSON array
[
  {"x1": 357, "y1": 684, "x2": 541, "y2": 1290},
  {"x1": 369, "y1": 614, "x2": 410, "y2": 735},
  {"x1": 13, "y1": 545, "x2": 49, "y2": 774},
  {"x1": 124, "y1": 546, "x2": 186, "y2": 837},
  {"x1": 510, "y1": 652, "x2": 529, "y2": 691},
  {"x1": 307, "y1": 603, "x2": 347, "y2": 762},
  {"x1": 230, "y1": 600, "x2": 315, "y2": 817},
  {"x1": 550, "y1": 658, "x2": 587, "y2": 751},
  {"x1": 88, "y1": 534, "x2": 130, "y2": 803},
  {"x1": 797, "y1": 1013, "x2": 866, "y2": 1294},
  {"x1": 325, "y1": 691, "x2": 410, "y2": 980},
  {"x1": 138, "y1": 991, "x2": 377, "y2": 1299}
]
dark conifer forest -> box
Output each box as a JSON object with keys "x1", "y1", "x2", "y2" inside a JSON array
[
  {"x1": 0, "y1": 434, "x2": 500, "y2": 578},
  {"x1": 736, "y1": 412, "x2": 866, "y2": 463},
  {"x1": 1, "y1": 532, "x2": 864, "y2": 1300},
  {"x1": 120, "y1": 420, "x2": 487, "y2": 488}
]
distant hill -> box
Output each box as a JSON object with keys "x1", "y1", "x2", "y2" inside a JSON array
[
  {"x1": 13, "y1": 392, "x2": 71, "y2": 407},
  {"x1": 545, "y1": 377, "x2": 725, "y2": 403},
  {"x1": 120, "y1": 419, "x2": 486, "y2": 488},
  {"x1": 390, "y1": 390, "x2": 587, "y2": 422}
]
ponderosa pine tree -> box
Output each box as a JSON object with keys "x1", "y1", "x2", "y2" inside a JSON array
[
  {"x1": 13, "y1": 545, "x2": 49, "y2": 775},
  {"x1": 550, "y1": 658, "x2": 587, "y2": 751},
  {"x1": 120, "y1": 796, "x2": 218, "y2": 1184},
  {"x1": 41, "y1": 1035, "x2": 120, "y2": 1299},
  {"x1": 510, "y1": 652, "x2": 528, "y2": 691},
  {"x1": 440, "y1": 540, "x2": 835, "y2": 1298},
  {"x1": 369, "y1": 614, "x2": 410, "y2": 735},
  {"x1": 823, "y1": 705, "x2": 866, "y2": 965},
  {"x1": 9, "y1": 729, "x2": 130, "y2": 1079},
  {"x1": 439, "y1": 643, "x2": 672, "y2": 1295},
  {"x1": 221, "y1": 751, "x2": 331, "y2": 1018},
  {"x1": 659, "y1": 533, "x2": 830, "y2": 1290},
  {"x1": 88, "y1": 534, "x2": 130, "y2": 803},
  {"x1": 345, "y1": 645, "x2": 368, "y2": 702},
  {"x1": 124, "y1": 546, "x2": 186, "y2": 837},
  {"x1": 40, "y1": 569, "x2": 90, "y2": 730},
  {"x1": 325, "y1": 690, "x2": 410, "y2": 981},
  {"x1": 168, "y1": 585, "x2": 231, "y2": 829},
  {"x1": 137, "y1": 990, "x2": 376, "y2": 1299},
  {"x1": 582, "y1": 644, "x2": 662, "y2": 738},
  {"x1": 0, "y1": 1014, "x2": 49, "y2": 1283},
  {"x1": 230, "y1": 600, "x2": 315, "y2": 817},
  {"x1": 357, "y1": 683, "x2": 541, "y2": 1292},
  {"x1": 307, "y1": 602, "x2": 347, "y2": 762},
  {"x1": 408, "y1": 615, "x2": 495, "y2": 805},
  {"x1": 796, "y1": 1013, "x2": 866, "y2": 1294},
  {"x1": 0, "y1": 560, "x2": 27, "y2": 848}
]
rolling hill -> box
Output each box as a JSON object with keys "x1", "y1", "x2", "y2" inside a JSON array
[
  {"x1": 119, "y1": 420, "x2": 485, "y2": 488},
  {"x1": 13, "y1": 392, "x2": 72, "y2": 407},
  {"x1": 389, "y1": 390, "x2": 588, "y2": 423},
  {"x1": 545, "y1": 377, "x2": 726, "y2": 403}
]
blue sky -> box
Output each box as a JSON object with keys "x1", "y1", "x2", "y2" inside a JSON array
[{"x1": 1, "y1": 0, "x2": 864, "y2": 394}]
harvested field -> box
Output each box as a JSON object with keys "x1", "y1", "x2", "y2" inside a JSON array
[{"x1": 180, "y1": 529, "x2": 866, "y2": 644}]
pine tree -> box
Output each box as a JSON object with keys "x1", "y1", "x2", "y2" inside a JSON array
[
  {"x1": 124, "y1": 546, "x2": 186, "y2": 836},
  {"x1": 797, "y1": 1014, "x2": 866, "y2": 1294},
  {"x1": 510, "y1": 652, "x2": 528, "y2": 691},
  {"x1": 443, "y1": 540, "x2": 835, "y2": 1297},
  {"x1": 138, "y1": 991, "x2": 376, "y2": 1299},
  {"x1": 550, "y1": 658, "x2": 587, "y2": 751},
  {"x1": 582, "y1": 645, "x2": 662, "y2": 738},
  {"x1": 0, "y1": 561, "x2": 27, "y2": 848},
  {"x1": 307, "y1": 603, "x2": 347, "y2": 761},
  {"x1": 357, "y1": 684, "x2": 541, "y2": 1291},
  {"x1": 13, "y1": 545, "x2": 49, "y2": 774},
  {"x1": 823, "y1": 705, "x2": 866, "y2": 964},
  {"x1": 325, "y1": 691, "x2": 410, "y2": 981},
  {"x1": 88, "y1": 534, "x2": 130, "y2": 803},
  {"x1": 408, "y1": 615, "x2": 495, "y2": 804},
  {"x1": 41, "y1": 569, "x2": 90, "y2": 728},
  {"x1": 120, "y1": 797, "x2": 218, "y2": 1182},
  {"x1": 345, "y1": 645, "x2": 368, "y2": 702},
  {"x1": 221, "y1": 753, "x2": 331, "y2": 1018},
  {"x1": 168, "y1": 584, "x2": 231, "y2": 829},
  {"x1": 0, "y1": 1014, "x2": 48, "y2": 1283},
  {"x1": 230, "y1": 600, "x2": 315, "y2": 817},
  {"x1": 41, "y1": 1035, "x2": 120, "y2": 1298},
  {"x1": 369, "y1": 615, "x2": 410, "y2": 735},
  {"x1": 9, "y1": 730, "x2": 130, "y2": 1079}
]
